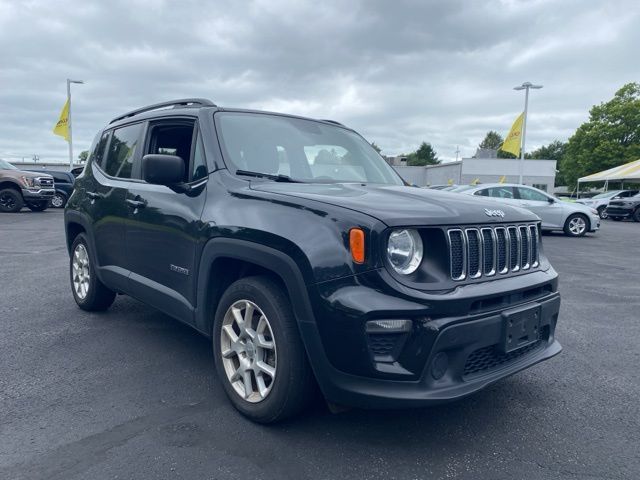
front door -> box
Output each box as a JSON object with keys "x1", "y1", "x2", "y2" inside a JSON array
[
  {"x1": 125, "y1": 119, "x2": 209, "y2": 324},
  {"x1": 516, "y1": 186, "x2": 563, "y2": 228}
]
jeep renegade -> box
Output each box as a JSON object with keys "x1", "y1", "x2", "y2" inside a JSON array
[{"x1": 64, "y1": 99, "x2": 562, "y2": 423}]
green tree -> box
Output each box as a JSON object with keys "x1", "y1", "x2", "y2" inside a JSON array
[
  {"x1": 407, "y1": 142, "x2": 439, "y2": 166},
  {"x1": 561, "y1": 82, "x2": 640, "y2": 187},
  {"x1": 78, "y1": 150, "x2": 89, "y2": 163},
  {"x1": 370, "y1": 142, "x2": 382, "y2": 153},
  {"x1": 479, "y1": 131, "x2": 503, "y2": 150},
  {"x1": 526, "y1": 140, "x2": 567, "y2": 161}
]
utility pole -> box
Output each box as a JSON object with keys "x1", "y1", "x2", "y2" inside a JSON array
[
  {"x1": 66, "y1": 79, "x2": 84, "y2": 170},
  {"x1": 513, "y1": 82, "x2": 543, "y2": 184},
  {"x1": 455, "y1": 145, "x2": 460, "y2": 162}
]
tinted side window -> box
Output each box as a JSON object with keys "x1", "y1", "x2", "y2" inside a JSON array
[
  {"x1": 517, "y1": 187, "x2": 548, "y2": 201},
  {"x1": 474, "y1": 189, "x2": 489, "y2": 196},
  {"x1": 103, "y1": 123, "x2": 143, "y2": 179},
  {"x1": 91, "y1": 131, "x2": 110, "y2": 167}
]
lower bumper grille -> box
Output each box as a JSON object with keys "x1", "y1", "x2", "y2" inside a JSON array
[{"x1": 463, "y1": 332, "x2": 548, "y2": 378}]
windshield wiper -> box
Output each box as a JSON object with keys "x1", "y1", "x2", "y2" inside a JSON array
[{"x1": 235, "y1": 169, "x2": 301, "y2": 183}]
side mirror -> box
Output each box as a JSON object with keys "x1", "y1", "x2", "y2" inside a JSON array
[
  {"x1": 547, "y1": 197, "x2": 555, "y2": 204},
  {"x1": 142, "y1": 154, "x2": 185, "y2": 186}
]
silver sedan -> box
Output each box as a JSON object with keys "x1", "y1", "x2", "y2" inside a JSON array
[{"x1": 459, "y1": 183, "x2": 600, "y2": 237}]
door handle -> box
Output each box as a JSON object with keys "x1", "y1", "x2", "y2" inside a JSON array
[
  {"x1": 86, "y1": 191, "x2": 104, "y2": 200},
  {"x1": 126, "y1": 198, "x2": 147, "y2": 209}
]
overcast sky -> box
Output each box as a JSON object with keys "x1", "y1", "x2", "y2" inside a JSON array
[{"x1": 1, "y1": 0, "x2": 638, "y2": 163}]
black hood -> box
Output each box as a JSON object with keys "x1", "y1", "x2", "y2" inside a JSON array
[{"x1": 250, "y1": 182, "x2": 539, "y2": 227}]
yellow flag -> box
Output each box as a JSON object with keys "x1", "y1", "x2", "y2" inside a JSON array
[
  {"x1": 53, "y1": 99, "x2": 70, "y2": 141},
  {"x1": 499, "y1": 175, "x2": 506, "y2": 183},
  {"x1": 447, "y1": 178, "x2": 453, "y2": 185},
  {"x1": 501, "y1": 112, "x2": 524, "y2": 157},
  {"x1": 471, "y1": 178, "x2": 480, "y2": 185}
]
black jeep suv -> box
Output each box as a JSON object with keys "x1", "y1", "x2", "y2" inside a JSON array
[{"x1": 64, "y1": 99, "x2": 562, "y2": 423}]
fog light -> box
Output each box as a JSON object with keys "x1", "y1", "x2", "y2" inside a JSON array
[
  {"x1": 365, "y1": 319, "x2": 412, "y2": 334},
  {"x1": 431, "y1": 352, "x2": 448, "y2": 380}
]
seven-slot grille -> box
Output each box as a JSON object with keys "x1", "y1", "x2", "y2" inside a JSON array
[{"x1": 447, "y1": 224, "x2": 539, "y2": 281}]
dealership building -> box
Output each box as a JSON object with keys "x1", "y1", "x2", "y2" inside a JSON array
[{"x1": 393, "y1": 157, "x2": 557, "y2": 192}]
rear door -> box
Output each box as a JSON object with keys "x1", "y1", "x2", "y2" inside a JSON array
[
  {"x1": 124, "y1": 118, "x2": 208, "y2": 324},
  {"x1": 85, "y1": 123, "x2": 144, "y2": 291}
]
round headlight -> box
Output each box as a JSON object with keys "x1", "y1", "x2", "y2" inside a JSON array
[{"x1": 387, "y1": 229, "x2": 423, "y2": 275}]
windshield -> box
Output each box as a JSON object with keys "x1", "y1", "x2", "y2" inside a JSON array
[
  {"x1": 591, "y1": 190, "x2": 622, "y2": 199},
  {"x1": 215, "y1": 112, "x2": 404, "y2": 185},
  {"x1": 0, "y1": 159, "x2": 18, "y2": 170}
]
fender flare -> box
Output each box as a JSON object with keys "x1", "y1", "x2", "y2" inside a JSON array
[{"x1": 195, "y1": 237, "x2": 317, "y2": 335}]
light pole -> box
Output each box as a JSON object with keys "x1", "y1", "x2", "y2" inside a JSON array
[
  {"x1": 66, "y1": 79, "x2": 84, "y2": 170},
  {"x1": 513, "y1": 81, "x2": 542, "y2": 184}
]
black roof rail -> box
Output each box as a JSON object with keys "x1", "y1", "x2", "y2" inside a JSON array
[
  {"x1": 109, "y1": 98, "x2": 216, "y2": 124},
  {"x1": 321, "y1": 119, "x2": 345, "y2": 127}
]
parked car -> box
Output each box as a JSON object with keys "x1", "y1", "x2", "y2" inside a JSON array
[
  {"x1": 65, "y1": 98, "x2": 562, "y2": 423},
  {"x1": 460, "y1": 183, "x2": 600, "y2": 237},
  {"x1": 576, "y1": 190, "x2": 639, "y2": 219},
  {"x1": 27, "y1": 170, "x2": 75, "y2": 208},
  {"x1": 0, "y1": 159, "x2": 55, "y2": 212},
  {"x1": 605, "y1": 193, "x2": 640, "y2": 222}
]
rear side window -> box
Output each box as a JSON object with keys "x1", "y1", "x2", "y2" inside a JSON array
[
  {"x1": 91, "y1": 131, "x2": 110, "y2": 167},
  {"x1": 487, "y1": 187, "x2": 515, "y2": 199},
  {"x1": 103, "y1": 123, "x2": 143, "y2": 179}
]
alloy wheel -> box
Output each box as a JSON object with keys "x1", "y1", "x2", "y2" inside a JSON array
[
  {"x1": 72, "y1": 243, "x2": 90, "y2": 299},
  {"x1": 0, "y1": 192, "x2": 16, "y2": 210},
  {"x1": 568, "y1": 216, "x2": 586, "y2": 235},
  {"x1": 51, "y1": 194, "x2": 64, "y2": 208},
  {"x1": 220, "y1": 300, "x2": 277, "y2": 403}
]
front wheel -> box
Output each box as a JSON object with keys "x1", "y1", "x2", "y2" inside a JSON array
[
  {"x1": 564, "y1": 213, "x2": 589, "y2": 237},
  {"x1": 597, "y1": 205, "x2": 608, "y2": 219},
  {"x1": 213, "y1": 276, "x2": 315, "y2": 423},
  {"x1": 70, "y1": 234, "x2": 116, "y2": 311},
  {"x1": 633, "y1": 209, "x2": 640, "y2": 222},
  {"x1": 0, "y1": 188, "x2": 24, "y2": 212},
  {"x1": 51, "y1": 192, "x2": 67, "y2": 208}
]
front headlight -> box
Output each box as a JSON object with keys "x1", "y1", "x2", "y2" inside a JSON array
[
  {"x1": 20, "y1": 176, "x2": 35, "y2": 187},
  {"x1": 589, "y1": 208, "x2": 598, "y2": 215},
  {"x1": 387, "y1": 229, "x2": 423, "y2": 275}
]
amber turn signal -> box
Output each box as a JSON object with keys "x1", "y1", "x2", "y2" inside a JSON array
[{"x1": 349, "y1": 228, "x2": 365, "y2": 264}]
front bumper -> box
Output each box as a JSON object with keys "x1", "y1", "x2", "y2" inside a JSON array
[
  {"x1": 22, "y1": 188, "x2": 55, "y2": 200},
  {"x1": 302, "y1": 269, "x2": 561, "y2": 408},
  {"x1": 589, "y1": 213, "x2": 601, "y2": 231}
]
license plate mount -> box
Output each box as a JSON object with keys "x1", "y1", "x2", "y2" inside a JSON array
[{"x1": 500, "y1": 304, "x2": 541, "y2": 354}]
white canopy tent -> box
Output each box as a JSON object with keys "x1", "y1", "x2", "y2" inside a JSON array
[{"x1": 578, "y1": 159, "x2": 640, "y2": 190}]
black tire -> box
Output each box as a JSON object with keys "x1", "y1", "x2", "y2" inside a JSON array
[
  {"x1": 610, "y1": 216, "x2": 622, "y2": 221},
  {"x1": 51, "y1": 192, "x2": 67, "y2": 208},
  {"x1": 213, "y1": 275, "x2": 315, "y2": 423},
  {"x1": 70, "y1": 234, "x2": 116, "y2": 311},
  {"x1": 633, "y1": 209, "x2": 640, "y2": 222},
  {"x1": 27, "y1": 201, "x2": 48, "y2": 212},
  {"x1": 597, "y1": 205, "x2": 607, "y2": 219},
  {"x1": 563, "y1": 213, "x2": 589, "y2": 237},
  {"x1": 0, "y1": 188, "x2": 24, "y2": 213}
]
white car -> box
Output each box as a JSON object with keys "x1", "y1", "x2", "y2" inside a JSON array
[
  {"x1": 460, "y1": 183, "x2": 601, "y2": 237},
  {"x1": 575, "y1": 190, "x2": 639, "y2": 219}
]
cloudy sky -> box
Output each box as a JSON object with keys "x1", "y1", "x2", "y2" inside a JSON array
[{"x1": 1, "y1": 0, "x2": 638, "y2": 163}]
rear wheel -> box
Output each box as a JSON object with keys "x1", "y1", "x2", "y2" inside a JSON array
[
  {"x1": 597, "y1": 205, "x2": 607, "y2": 219},
  {"x1": 70, "y1": 234, "x2": 116, "y2": 311},
  {"x1": 0, "y1": 188, "x2": 23, "y2": 213},
  {"x1": 563, "y1": 213, "x2": 588, "y2": 237},
  {"x1": 27, "y1": 201, "x2": 48, "y2": 212},
  {"x1": 213, "y1": 276, "x2": 315, "y2": 423}
]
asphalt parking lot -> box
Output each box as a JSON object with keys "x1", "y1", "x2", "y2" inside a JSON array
[{"x1": 1, "y1": 210, "x2": 638, "y2": 480}]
